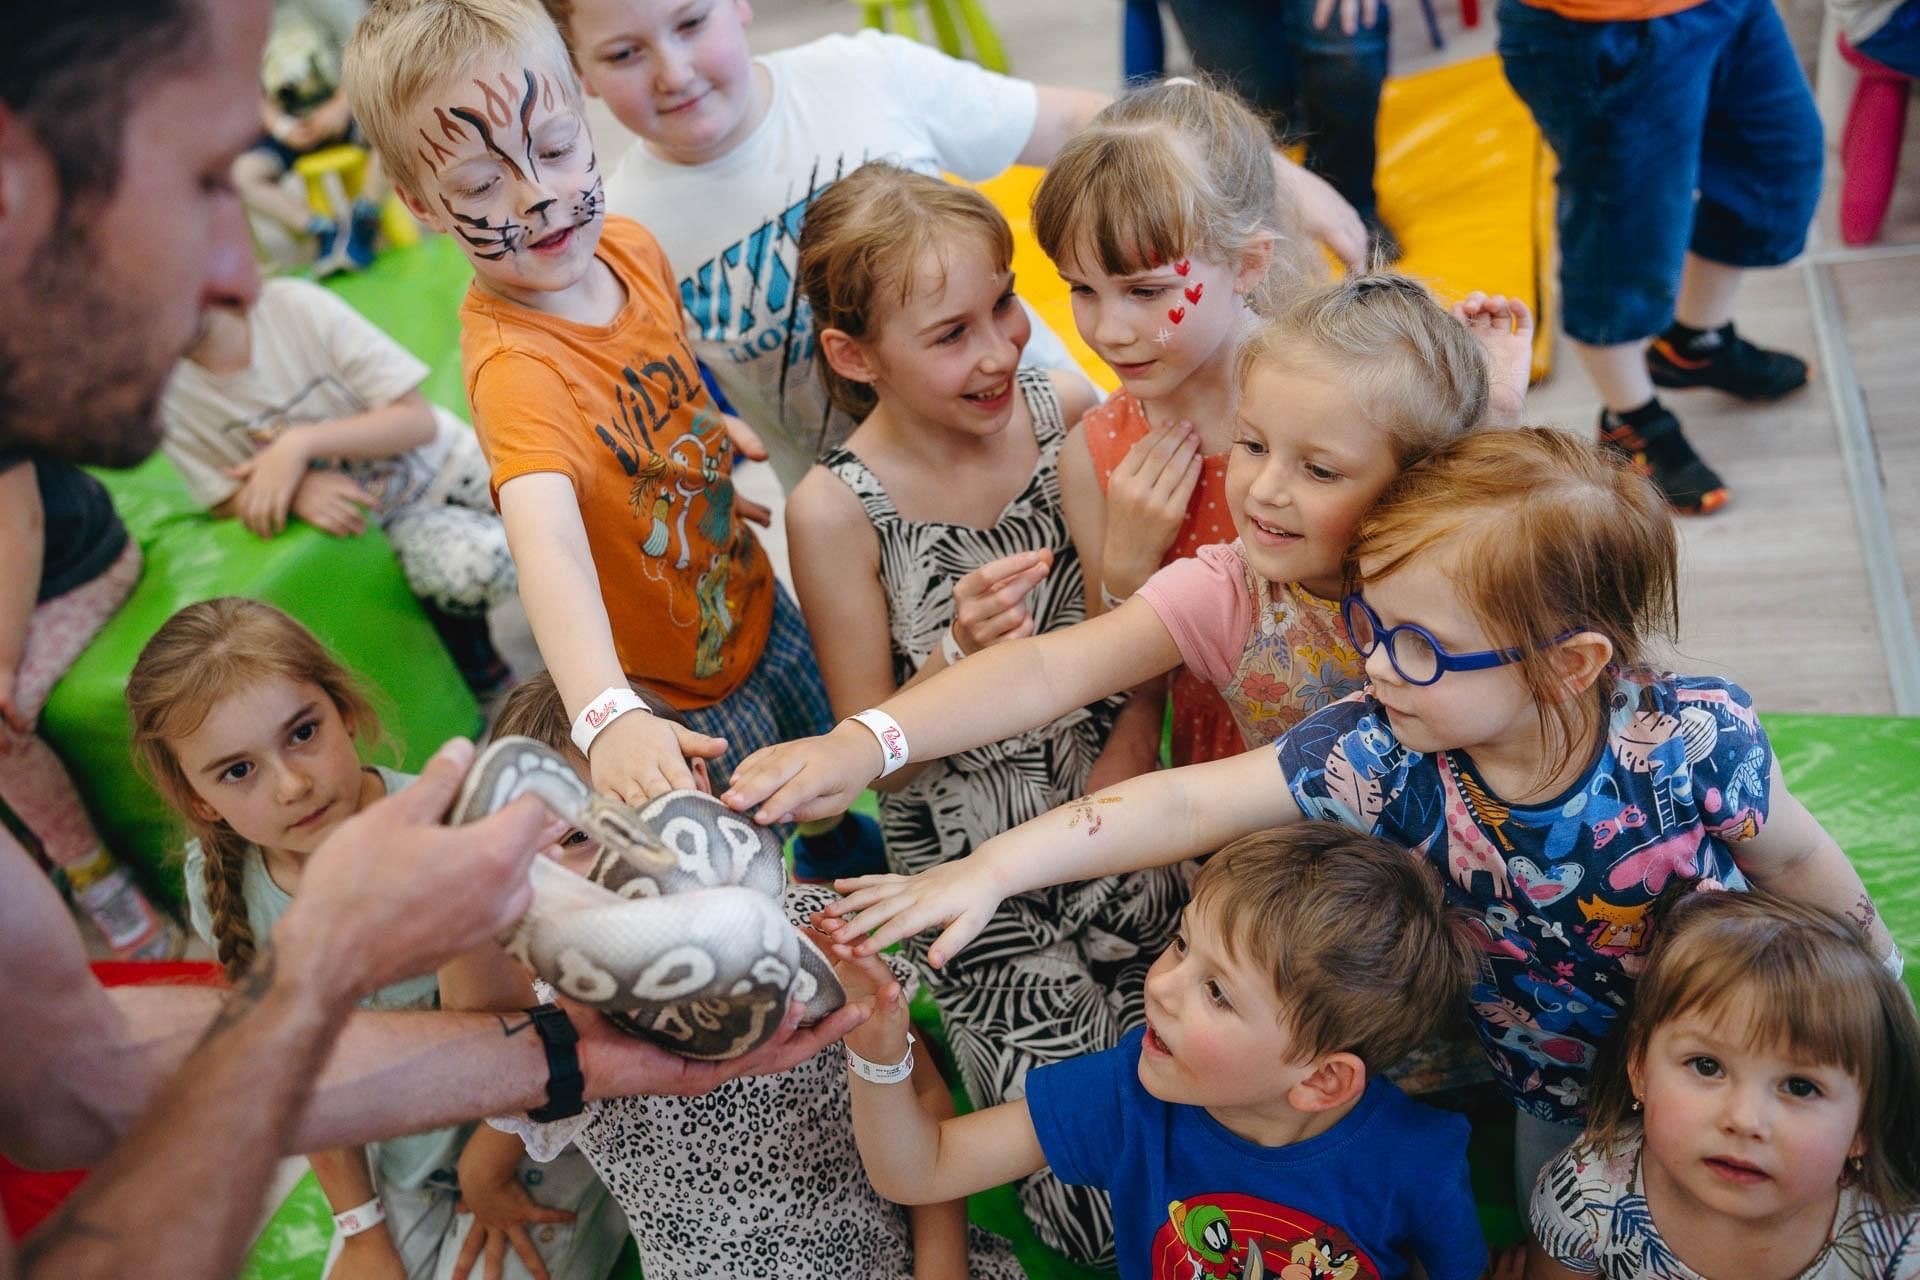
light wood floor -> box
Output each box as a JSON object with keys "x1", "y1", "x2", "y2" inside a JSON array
[{"x1": 514, "y1": 0, "x2": 1920, "y2": 719}]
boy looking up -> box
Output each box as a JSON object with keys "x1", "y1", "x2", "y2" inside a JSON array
[{"x1": 835, "y1": 823, "x2": 1489, "y2": 1280}]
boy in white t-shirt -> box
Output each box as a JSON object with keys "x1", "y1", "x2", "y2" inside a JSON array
[
  {"x1": 160, "y1": 278, "x2": 518, "y2": 693},
  {"x1": 542, "y1": 0, "x2": 1368, "y2": 486}
]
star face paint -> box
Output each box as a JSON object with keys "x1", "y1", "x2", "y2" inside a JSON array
[{"x1": 405, "y1": 62, "x2": 605, "y2": 301}]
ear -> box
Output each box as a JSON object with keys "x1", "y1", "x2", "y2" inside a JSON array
[
  {"x1": 1286, "y1": 1051, "x2": 1367, "y2": 1113},
  {"x1": 0, "y1": 104, "x2": 59, "y2": 281},
  {"x1": 818, "y1": 326, "x2": 879, "y2": 393},
  {"x1": 1625, "y1": 1049, "x2": 1647, "y2": 1112},
  {"x1": 737, "y1": 0, "x2": 755, "y2": 28},
  {"x1": 1548, "y1": 630, "x2": 1613, "y2": 702},
  {"x1": 185, "y1": 788, "x2": 224, "y2": 827},
  {"x1": 395, "y1": 182, "x2": 448, "y2": 233},
  {"x1": 1233, "y1": 234, "x2": 1277, "y2": 298}
]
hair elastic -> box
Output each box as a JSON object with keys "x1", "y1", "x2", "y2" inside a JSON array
[
  {"x1": 845, "y1": 1032, "x2": 916, "y2": 1085},
  {"x1": 847, "y1": 709, "x2": 910, "y2": 777},
  {"x1": 571, "y1": 686, "x2": 652, "y2": 757},
  {"x1": 332, "y1": 1197, "x2": 386, "y2": 1238}
]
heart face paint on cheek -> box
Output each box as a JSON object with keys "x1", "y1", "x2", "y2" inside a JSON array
[
  {"x1": 1174, "y1": 259, "x2": 1191, "y2": 277},
  {"x1": 1167, "y1": 306, "x2": 1186, "y2": 325},
  {"x1": 1184, "y1": 282, "x2": 1204, "y2": 305}
]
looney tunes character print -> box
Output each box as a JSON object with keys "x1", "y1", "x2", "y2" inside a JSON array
[{"x1": 1154, "y1": 1195, "x2": 1384, "y2": 1280}]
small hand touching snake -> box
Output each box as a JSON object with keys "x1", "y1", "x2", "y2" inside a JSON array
[{"x1": 452, "y1": 736, "x2": 846, "y2": 1060}]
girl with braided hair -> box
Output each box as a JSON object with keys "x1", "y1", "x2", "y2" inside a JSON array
[{"x1": 128, "y1": 598, "x2": 626, "y2": 1280}]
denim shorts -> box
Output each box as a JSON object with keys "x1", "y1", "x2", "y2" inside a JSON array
[{"x1": 1497, "y1": 0, "x2": 1823, "y2": 344}]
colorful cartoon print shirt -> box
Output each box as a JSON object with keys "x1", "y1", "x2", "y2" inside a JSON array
[
  {"x1": 1533, "y1": 1140, "x2": 1920, "y2": 1278},
  {"x1": 1025, "y1": 1027, "x2": 1488, "y2": 1280},
  {"x1": 1279, "y1": 671, "x2": 1771, "y2": 1124},
  {"x1": 461, "y1": 216, "x2": 773, "y2": 709}
]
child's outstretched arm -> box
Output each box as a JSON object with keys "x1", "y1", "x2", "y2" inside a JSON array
[
  {"x1": 724, "y1": 596, "x2": 1183, "y2": 825},
  {"x1": 499, "y1": 473, "x2": 726, "y2": 804},
  {"x1": 821, "y1": 743, "x2": 1300, "y2": 968},
  {"x1": 831, "y1": 944, "x2": 1048, "y2": 1207},
  {"x1": 1734, "y1": 760, "x2": 1899, "y2": 966}
]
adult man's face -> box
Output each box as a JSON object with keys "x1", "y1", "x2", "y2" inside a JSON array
[{"x1": 0, "y1": 0, "x2": 269, "y2": 466}]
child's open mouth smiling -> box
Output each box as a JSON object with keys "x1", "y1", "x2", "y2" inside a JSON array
[{"x1": 529, "y1": 225, "x2": 575, "y2": 255}]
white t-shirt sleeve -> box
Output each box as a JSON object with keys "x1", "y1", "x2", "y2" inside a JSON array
[
  {"x1": 857, "y1": 31, "x2": 1037, "y2": 180},
  {"x1": 274, "y1": 278, "x2": 431, "y2": 412}
]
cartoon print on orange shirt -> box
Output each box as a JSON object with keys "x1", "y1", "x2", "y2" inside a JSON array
[{"x1": 1155, "y1": 1194, "x2": 1382, "y2": 1280}]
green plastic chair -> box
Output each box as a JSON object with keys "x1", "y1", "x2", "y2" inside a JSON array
[{"x1": 854, "y1": 0, "x2": 1009, "y2": 72}]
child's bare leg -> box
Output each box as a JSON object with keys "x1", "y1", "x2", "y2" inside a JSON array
[
  {"x1": 1673, "y1": 253, "x2": 1742, "y2": 330},
  {"x1": 233, "y1": 151, "x2": 317, "y2": 233},
  {"x1": 1571, "y1": 338, "x2": 1657, "y2": 413},
  {"x1": 1452, "y1": 292, "x2": 1537, "y2": 425}
]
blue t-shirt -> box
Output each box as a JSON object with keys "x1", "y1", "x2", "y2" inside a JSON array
[
  {"x1": 1279, "y1": 670, "x2": 1770, "y2": 1124},
  {"x1": 1025, "y1": 1027, "x2": 1487, "y2": 1280}
]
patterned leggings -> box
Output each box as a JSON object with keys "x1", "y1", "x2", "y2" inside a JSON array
[
  {"x1": 884, "y1": 772, "x2": 1189, "y2": 1269},
  {"x1": 382, "y1": 429, "x2": 516, "y2": 618},
  {"x1": 0, "y1": 541, "x2": 141, "y2": 870}
]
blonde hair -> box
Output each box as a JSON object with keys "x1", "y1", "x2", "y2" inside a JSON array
[
  {"x1": 1349, "y1": 427, "x2": 1679, "y2": 779},
  {"x1": 1585, "y1": 889, "x2": 1920, "y2": 1210},
  {"x1": 128, "y1": 599, "x2": 381, "y2": 981},
  {"x1": 1189, "y1": 823, "x2": 1477, "y2": 1071},
  {"x1": 796, "y1": 161, "x2": 1015, "y2": 422},
  {"x1": 344, "y1": 0, "x2": 585, "y2": 202},
  {"x1": 1031, "y1": 76, "x2": 1321, "y2": 313},
  {"x1": 1237, "y1": 273, "x2": 1491, "y2": 468}
]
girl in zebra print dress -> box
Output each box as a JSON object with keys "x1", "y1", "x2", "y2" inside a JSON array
[{"x1": 780, "y1": 162, "x2": 1189, "y2": 1270}]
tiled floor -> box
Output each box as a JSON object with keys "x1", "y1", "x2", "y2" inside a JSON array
[{"x1": 506, "y1": 0, "x2": 1920, "y2": 719}]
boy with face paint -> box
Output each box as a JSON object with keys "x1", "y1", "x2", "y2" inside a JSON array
[{"x1": 346, "y1": 0, "x2": 860, "y2": 834}]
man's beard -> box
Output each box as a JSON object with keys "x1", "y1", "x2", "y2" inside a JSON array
[{"x1": 0, "y1": 221, "x2": 178, "y2": 468}]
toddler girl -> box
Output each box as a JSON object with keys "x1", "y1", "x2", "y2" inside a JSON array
[
  {"x1": 128, "y1": 598, "x2": 626, "y2": 1280},
  {"x1": 0, "y1": 456, "x2": 177, "y2": 958},
  {"x1": 447, "y1": 671, "x2": 1022, "y2": 1280},
  {"x1": 729, "y1": 271, "x2": 1523, "y2": 828},
  {"x1": 1532, "y1": 889, "x2": 1919, "y2": 1278},
  {"x1": 809, "y1": 428, "x2": 1897, "y2": 1204},
  {"x1": 780, "y1": 160, "x2": 1186, "y2": 1267}
]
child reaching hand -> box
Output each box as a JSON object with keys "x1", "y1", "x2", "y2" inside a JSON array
[
  {"x1": 127, "y1": 599, "x2": 626, "y2": 1280},
  {"x1": 726, "y1": 271, "x2": 1520, "y2": 826},
  {"x1": 441, "y1": 671, "x2": 1023, "y2": 1280},
  {"x1": 1531, "y1": 889, "x2": 1920, "y2": 1278},
  {"x1": 833, "y1": 824, "x2": 1490, "y2": 1280},
  {"x1": 807, "y1": 428, "x2": 1900, "y2": 1204},
  {"x1": 786, "y1": 160, "x2": 1187, "y2": 1266}
]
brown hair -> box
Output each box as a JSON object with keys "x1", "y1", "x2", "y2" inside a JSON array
[
  {"x1": 796, "y1": 161, "x2": 1016, "y2": 422},
  {"x1": 344, "y1": 0, "x2": 585, "y2": 202},
  {"x1": 491, "y1": 671, "x2": 726, "y2": 789},
  {"x1": 1584, "y1": 889, "x2": 1920, "y2": 1210},
  {"x1": 1189, "y1": 822, "x2": 1477, "y2": 1071},
  {"x1": 1348, "y1": 427, "x2": 1679, "y2": 779},
  {"x1": 1031, "y1": 75, "x2": 1322, "y2": 313},
  {"x1": 1237, "y1": 273, "x2": 1491, "y2": 468},
  {"x1": 128, "y1": 599, "x2": 381, "y2": 981}
]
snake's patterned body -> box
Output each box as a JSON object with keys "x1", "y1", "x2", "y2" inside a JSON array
[{"x1": 452, "y1": 737, "x2": 845, "y2": 1060}]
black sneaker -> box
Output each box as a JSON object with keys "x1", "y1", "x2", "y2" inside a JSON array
[
  {"x1": 1648, "y1": 324, "x2": 1809, "y2": 400},
  {"x1": 1598, "y1": 407, "x2": 1729, "y2": 516}
]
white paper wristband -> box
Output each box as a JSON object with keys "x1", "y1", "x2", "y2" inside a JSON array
[
  {"x1": 940, "y1": 624, "x2": 967, "y2": 666},
  {"x1": 847, "y1": 709, "x2": 910, "y2": 777},
  {"x1": 1099, "y1": 582, "x2": 1128, "y2": 613},
  {"x1": 571, "y1": 686, "x2": 651, "y2": 757},
  {"x1": 333, "y1": 1197, "x2": 386, "y2": 1237},
  {"x1": 845, "y1": 1032, "x2": 916, "y2": 1085},
  {"x1": 1885, "y1": 947, "x2": 1906, "y2": 982}
]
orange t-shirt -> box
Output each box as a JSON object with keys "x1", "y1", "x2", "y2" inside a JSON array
[
  {"x1": 461, "y1": 216, "x2": 773, "y2": 709},
  {"x1": 1080, "y1": 391, "x2": 1244, "y2": 768},
  {"x1": 1516, "y1": 0, "x2": 1705, "y2": 23}
]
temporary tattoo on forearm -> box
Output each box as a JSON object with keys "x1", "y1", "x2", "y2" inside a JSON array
[
  {"x1": 1846, "y1": 893, "x2": 1878, "y2": 934},
  {"x1": 1066, "y1": 795, "x2": 1124, "y2": 836}
]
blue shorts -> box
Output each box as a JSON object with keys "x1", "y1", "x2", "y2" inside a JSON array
[
  {"x1": 1497, "y1": 0, "x2": 1823, "y2": 345},
  {"x1": 1856, "y1": 0, "x2": 1920, "y2": 76}
]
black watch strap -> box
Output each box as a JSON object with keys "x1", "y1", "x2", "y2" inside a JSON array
[{"x1": 524, "y1": 1002, "x2": 585, "y2": 1122}]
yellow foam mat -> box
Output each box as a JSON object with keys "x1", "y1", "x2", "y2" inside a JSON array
[{"x1": 974, "y1": 53, "x2": 1555, "y2": 390}]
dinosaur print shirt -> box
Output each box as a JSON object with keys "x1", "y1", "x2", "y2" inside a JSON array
[
  {"x1": 461, "y1": 216, "x2": 773, "y2": 708},
  {"x1": 1279, "y1": 671, "x2": 1771, "y2": 1125},
  {"x1": 1027, "y1": 1027, "x2": 1487, "y2": 1280}
]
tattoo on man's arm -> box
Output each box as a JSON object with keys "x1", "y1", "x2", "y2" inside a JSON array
[
  {"x1": 17, "y1": 1201, "x2": 118, "y2": 1271},
  {"x1": 201, "y1": 948, "x2": 279, "y2": 1043},
  {"x1": 494, "y1": 1013, "x2": 536, "y2": 1039}
]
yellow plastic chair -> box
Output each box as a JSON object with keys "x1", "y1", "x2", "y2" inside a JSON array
[
  {"x1": 853, "y1": 0, "x2": 1008, "y2": 72},
  {"x1": 294, "y1": 143, "x2": 421, "y2": 252}
]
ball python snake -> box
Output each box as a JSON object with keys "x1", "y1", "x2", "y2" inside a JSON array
[{"x1": 452, "y1": 736, "x2": 846, "y2": 1060}]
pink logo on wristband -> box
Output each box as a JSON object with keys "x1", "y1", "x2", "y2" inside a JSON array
[
  {"x1": 585, "y1": 699, "x2": 618, "y2": 728},
  {"x1": 339, "y1": 1210, "x2": 370, "y2": 1232},
  {"x1": 880, "y1": 726, "x2": 905, "y2": 762}
]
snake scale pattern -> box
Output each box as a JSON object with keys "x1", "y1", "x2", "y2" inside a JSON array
[{"x1": 451, "y1": 736, "x2": 846, "y2": 1060}]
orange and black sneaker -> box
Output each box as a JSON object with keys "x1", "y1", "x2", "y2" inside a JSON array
[
  {"x1": 1647, "y1": 322, "x2": 1809, "y2": 400},
  {"x1": 1599, "y1": 405, "x2": 1730, "y2": 517}
]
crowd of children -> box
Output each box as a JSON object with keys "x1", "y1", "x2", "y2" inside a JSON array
[{"x1": 48, "y1": 0, "x2": 1915, "y2": 1275}]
